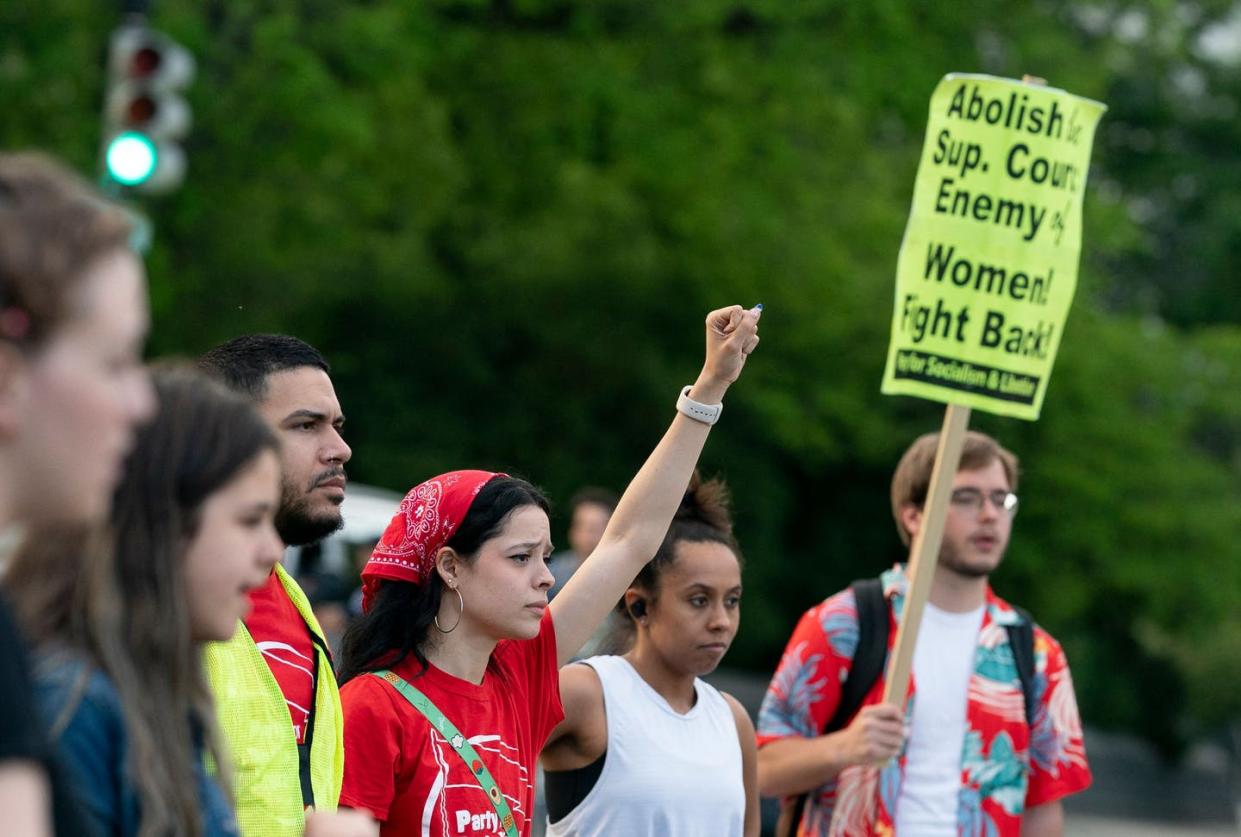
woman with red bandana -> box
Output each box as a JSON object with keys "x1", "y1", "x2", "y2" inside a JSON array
[{"x1": 335, "y1": 305, "x2": 761, "y2": 837}]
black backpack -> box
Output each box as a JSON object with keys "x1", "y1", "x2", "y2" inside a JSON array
[{"x1": 776, "y1": 578, "x2": 1037, "y2": 837}]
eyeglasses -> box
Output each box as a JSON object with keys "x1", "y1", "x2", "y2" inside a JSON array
[{"x1": 949, "y1": 488, "x2": 1019, "y2": 515}]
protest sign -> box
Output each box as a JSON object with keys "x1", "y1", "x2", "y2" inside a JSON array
[
  {"x1": 879, "y1": 75, "x2": 1105, "y2": 712},
  {"x1": 881, "y1": 74, "x2": 1106, "y2": 420}
]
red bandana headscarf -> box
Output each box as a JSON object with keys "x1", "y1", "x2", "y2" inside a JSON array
[{"x1": 361, "y1": 469, "x2": 506, "y2": 613}]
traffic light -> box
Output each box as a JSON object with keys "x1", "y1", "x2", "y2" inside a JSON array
[{"x1": 102, "y1": 24, "x2": 194, "y2": 194}]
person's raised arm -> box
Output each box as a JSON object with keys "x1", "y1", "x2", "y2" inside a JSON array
[{"x1": 549, "y1": 305, "x2": 761, "y2": 665}]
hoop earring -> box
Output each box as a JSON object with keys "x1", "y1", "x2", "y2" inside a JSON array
[{"x1": 434, "y1": 586, "x2": 465, "y2": 634}]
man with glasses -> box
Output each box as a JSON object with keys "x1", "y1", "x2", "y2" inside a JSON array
[{"x1": 756, "y1": 431, "x2": 1091, "y2": 837}]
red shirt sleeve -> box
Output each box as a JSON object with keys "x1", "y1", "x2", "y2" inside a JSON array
[
  {"x1": 1024, "y1": 629, "x2": 1092, "y2": 807},
  {"x1": 756, "y1": 590, "x2": 856, "y2": 748},
  {"x1": 244, "y1": 572, "x2": 317, "y2": 744},
  {"x1": 339, "y1": 674, "x2": 406, "y2": 822}
]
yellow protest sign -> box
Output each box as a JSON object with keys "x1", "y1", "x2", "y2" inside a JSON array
[{"x1": 881, "y1": 74, "x2": 1106, "y2": 419}]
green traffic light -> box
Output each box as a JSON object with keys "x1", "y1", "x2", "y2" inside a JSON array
[{"x1": 105, "y1": 131, "x2": 157, "y2": 185}]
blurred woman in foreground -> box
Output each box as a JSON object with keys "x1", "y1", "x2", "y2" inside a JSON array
[
  {"x1": 5, "y1": 367, "x2": 282, "y2": 836},
  {"x1": 0, "y1": 152, "x2": 154, "y2": 835}
]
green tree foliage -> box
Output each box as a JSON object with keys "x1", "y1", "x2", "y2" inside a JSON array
[{"x1": 4, "y1": 0, "x2": 1239, "y2": 755}]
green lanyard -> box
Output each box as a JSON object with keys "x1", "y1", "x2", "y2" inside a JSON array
[{"x1": 372, "y1": 670, "x2": 519, "y2": 837}]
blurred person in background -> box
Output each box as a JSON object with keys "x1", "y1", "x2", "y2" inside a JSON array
[
  {"x1": 0, "y1": 151, "x2": 155, "y2": 835},
  {"x1": 334, "y1": 304, "x2": 760, "y2": 837},
  {"x1": 756, "y1": 432, "x2": 1091, "y2": 837},
  {"x1": 540, "y1": 473, "x2": 759, "y2": 837},
  {"x1": 546, "y1": 488, "x2": 617, "y2": 601},
  {"x1": 346, "y1": 540, "x2": 380, "y2": 619},
  {"x1": 5, "y1": 366, "x2": 281, "y2": 836},
  {"x1": 296, "y1": 549, "x2": 355, "y2": 657},
  {"x1": 547, "y1": 488, "x2": 619, "y2": 665},
  {"x1": 198, "y1": 335, "x2": 356, "y2": 836}
]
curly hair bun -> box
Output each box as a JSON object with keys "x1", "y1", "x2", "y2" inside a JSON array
[{"x1": 675, "y1": 471, "x2": 733, "y2": 535}]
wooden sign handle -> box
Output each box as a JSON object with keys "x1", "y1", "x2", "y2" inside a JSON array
[{"x1": 881, "y1": 403, "x2": 971, "y2": 708}]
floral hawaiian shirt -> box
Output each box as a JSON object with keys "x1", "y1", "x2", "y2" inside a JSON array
[{"x1": 757, "y1": 566, "x2": 1091, "y2": 836}]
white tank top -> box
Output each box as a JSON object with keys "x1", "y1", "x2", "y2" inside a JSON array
[{"x1": 546, "y1": 654, "x2": 745, "y2": 837}]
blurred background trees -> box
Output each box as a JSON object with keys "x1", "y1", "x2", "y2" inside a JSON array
[{"x1": 4, "y1": 0, "x2": 1239, "y2": 757}]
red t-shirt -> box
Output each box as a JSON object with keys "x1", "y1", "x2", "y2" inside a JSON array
[
  {"x1": 245, "y1": 572, "x2": 317, "y2": 744},
  {"x1": 339, "y1": 610, "x2": 564, "y2": 837}
]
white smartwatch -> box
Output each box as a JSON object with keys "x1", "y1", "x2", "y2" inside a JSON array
[{"x1": 676, "y1": 385, "x2": 723, "y2": 425}]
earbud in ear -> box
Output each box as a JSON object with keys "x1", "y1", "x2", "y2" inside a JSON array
[{"x1": 629, "y1": 598, "x2": 646, "y2": 619}]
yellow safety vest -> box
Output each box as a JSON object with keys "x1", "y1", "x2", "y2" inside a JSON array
[{"x1": 204, "y1": 564, "x2": 344, "y2": 837}]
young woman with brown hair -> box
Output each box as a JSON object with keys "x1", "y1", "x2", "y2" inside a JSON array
[{"x1": 4, "y1": 366, "x2": 283, "y2": 836}]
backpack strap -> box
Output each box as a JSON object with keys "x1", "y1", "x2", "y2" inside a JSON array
[
  {"x1": 827, "y1": 578, "x2": 890, "y2": 733},
  {"x1": 836, "y1": 587, "x2": 1037, "y2": 730},
  {"x1": 371, "y1": 670, "x2": 519, "y2": 837},
  {"x1": 1004, "y1": 605, "x2": 1038, "y2": 727},
  {"x1": 778, "y1": 578, "x2": 890, "y2": 837}
]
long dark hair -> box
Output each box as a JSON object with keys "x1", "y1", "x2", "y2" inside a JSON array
[
  {"x1": 607, "y1": 472, "x2": 741, "y2": 653},
  {"x1": 4, "y1": 364, "x2": 279, "y2": 837},
  {"x1": 337, "y1": 476, "x2": 550, "y2": 685}
]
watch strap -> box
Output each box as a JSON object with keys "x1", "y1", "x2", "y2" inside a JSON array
[{"x1": 676, "y1": 385, "x2": 723, "y2": 425}]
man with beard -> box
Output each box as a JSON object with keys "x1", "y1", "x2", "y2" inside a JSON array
[
  {"x1": 756, "y1": 431, "x2": 1091, "y2": 837},
  {"x1": 199, "y1": 336, "x2": 355, "y2": 836}
]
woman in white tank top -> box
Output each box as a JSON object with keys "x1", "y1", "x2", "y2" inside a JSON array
[{"x1": 540, "y1": 475, "x2": 759, "y2": 837}]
